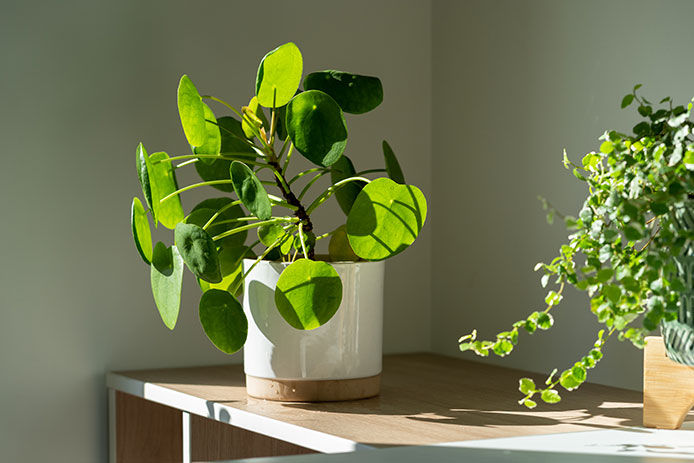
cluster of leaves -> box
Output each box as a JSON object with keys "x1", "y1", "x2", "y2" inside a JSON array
[
  {"x1": 131, "y1": 43, "x2": 427, "y2": 354},
  {"x1": 460, "y1": 85, "x2": 694, "y2": 406}
]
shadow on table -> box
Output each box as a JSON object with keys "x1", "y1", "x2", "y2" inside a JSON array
[{"x1": 279, "y1": 355, "x2": 669, "y2": 431}]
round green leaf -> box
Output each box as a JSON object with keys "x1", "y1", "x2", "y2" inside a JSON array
[
  {"x1": 189, "y1": 198, "x2": 248, "y2": 249},
  {"x1": 175, "y1": 223, "x2": 222, "y2": 283},
  {"x1": 346, "y1": 178, "x2": 427, "y2": 261},
  {"x1": 330, "y1": 155, "x2": 365, "y2": 215},
  {"x1": 256, "y1": 42, "x2": 303, "y2": 108},
  {"x1": 274, "y1": 259, "x2": 343, "y2": 330},
  {"x1": 177, "y1": 74, "x2": 207, "y2": 147},
  {"x1": 286, "y1": 90, "x2": 348, "y2": 167},
  {"x1": 150, "y1": 242, "x2": 184, "y2": 330},
  {"x1": 382, "y1": 140, "x2": 405, "y2": 184},
  {"x1": 131, "y1": 197, "x2": 152, "y2": 264},
  {"x1": 199, "y1": 245, "x2": 254, "y2": 297},
  {"x1": 194, "y1": 116, "x2": 255, "y2": 193},
  {"x1": 541, "y1": 389, "x2": 562, "y2": 404},
  {"x1": 199, "y1": 289, "x2": 248, "y2": 354},
  {"x1": 149, "y1": 151, "x2": 184, "y2": 229},
  {"x1": 329, "y1": 225, "x2": 359, "y2": 262},
  {"x1": 230, "y1": 161, "x2": 272, "y2": 220},
  {"x1": 135, "y1": 143, "x2": 154, "y2": 216},
  {"x1": 258, "y1": 223, "x2": 293, "y2": 255},
  {"x1": 193, "y1": 103, "x2": 221, "y2": 165},
  {"x1": 303, "y1": 70, "x2": 383, "y2": 114}
]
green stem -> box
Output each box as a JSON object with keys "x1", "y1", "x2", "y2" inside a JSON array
[
  {"x1": 277, "y1": 136, "x2": 291, "y2": 160},
  {"x1": 268, "y1": 195, "x2": 299, "y2": 211},
  {"x1": 297, "y1": 223, "x2": 309, "y2": 259},
  {"x1": 175, "y1": 159, "x2": 199, "y2": 169},
  {"x1": 298, "y1": 171, "x2": 330, "y2": 200},
  {"x1": 306, "y1": 177, "x2": 371, "y2": 214},
  {"x1": 289, "y1": 167, "x2": 326, "y2": 185},
  {"x1": 355, "y1": 168, "x2": 387, "y2": 176},
  {"x1": 315, "y1": 230, "x2": 335, "y2": 241},
  {"x1": 160, "y1": 180, "x2": 234, "y2": 204},
  {"x1": 282, "y1": 143, "x2": 294, "y2": 175},
  {"x1": 154, "y1": 154, "x2": 266, "y2": 166},
  {"x1": 211, "y1": 217, "x2": 298, "y2": 241},
  {"x1": 229, "y1": 237, "x2": 283, "y2": 295},
  {"x1": 202, "y1": 95, "x2": 244, "y2": 120},
  {"x1": 212, "y1": 216, "x2": 295, "y2": 227},
  {"x1": 202, "y1": 200, "x2": 243, "y2": 230}
]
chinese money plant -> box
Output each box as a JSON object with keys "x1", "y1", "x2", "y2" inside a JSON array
[
  {"x1": 130, "y1": 43, "x2": 427, "y2": 354},
  {"x1": 460, "y1": 86, "x2": 694, "y2": 407}
]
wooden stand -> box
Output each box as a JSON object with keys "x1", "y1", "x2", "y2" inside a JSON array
[
  {"x1": 643, "y1": 336, "x2": 694, "y2": 429},
  {"x1": 245, "y1": 373, "x2": 381, "y2": 401}
]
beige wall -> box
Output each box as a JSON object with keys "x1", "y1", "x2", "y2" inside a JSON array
[
  {"x1": 0, "y1": 1, "x2": 431, "y2": 461},
  {"x1": 430, "y1": 0, "x2": 694, "y2": 390}
]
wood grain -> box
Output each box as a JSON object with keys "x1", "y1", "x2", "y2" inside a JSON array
[
  {"x1": 116, "y1": 391, "x2": 182, "y2": 463},
  {"x1": 643, "y1": 336, "x2": 694, "y2": 429},
  {"x1": 115, "y1": 353, "x2": 652, "y2": 447},
  {"x1": 246, "y1": 374, "x2": 380, "y2": 402},
  {"x1": 190, "y1": 414, "x2": 314, "y2": 460}
]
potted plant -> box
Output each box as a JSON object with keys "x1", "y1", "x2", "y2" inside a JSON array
[
  {"x1": 460, "y1": 86, "x2": 694, "y2": 408},
  {"x1": 130, "y1": 42, "x2": 427, "y2": 401}
]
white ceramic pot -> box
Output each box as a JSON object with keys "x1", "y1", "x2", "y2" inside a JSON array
[{"x1": 242, "y1": 258, "x2": 385, "y2": 401}]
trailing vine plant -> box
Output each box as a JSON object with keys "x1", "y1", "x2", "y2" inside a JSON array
[
  {"x1": 459, "y1": 85, "x2": 694, "y2": 407},
  {"x1": 131, "y1": 43, "x2": 427, "y2": 353}
]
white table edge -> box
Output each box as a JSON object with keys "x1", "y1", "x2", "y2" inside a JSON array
[{"x1": 106, "y1": 371, "x2": 374, "y2": 454}]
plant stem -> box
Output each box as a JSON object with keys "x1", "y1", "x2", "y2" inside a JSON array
[
  {"x1": 289, "y1": 168, "x2": 326, "y2": 185},
  {"x1": 315, "y1": 230, "x2": 335, "y2": 241},
  {"x1": 211, "y1": 217, "x2": 298, "y2": 241},
  {"x1": 298, "y1": 171, "x2": 330, "y2": 200},
  {"x1": 175, "y1": 159, "x2": 199, "y2": 169},
  {"x1": 202, "y1": 200, "x2": 243, "y2": 230},
  {"x1": 229, "y1": 237, "x2": 283, "y2": 295},
  {"x1": 160, "y1": 180, "x2": 234, "y2": 204},
  {"x1": 354, "y1": 168, "x2": 387, "y2": 176},
  {"x1": 155, "y1": 154, "x2": 266, "y2": 167},
  {"x1": 282, "y1": 143, "x2": 294, "y2": 175},
  {"x1": 202, "y1": 95, "x2": 245, "y2": 120},
  {"x1": 267, "y1": 158, "x2": 316, "y2": 259},
  {"x1": 268, "y1": 195, "x2": 299, "y2": 211},
  {"x1": 298, "y1": 224, "x2": 309, "y2": 259},
  {"x1": 306, "y1": 177, "x2": 371, "y2": 214}
]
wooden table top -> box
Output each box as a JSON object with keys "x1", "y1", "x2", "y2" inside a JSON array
[{"x1": 108, "y1": 353, "x2": 644, "y2": 449}]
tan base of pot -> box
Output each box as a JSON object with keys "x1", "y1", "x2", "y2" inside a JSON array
[
  {"x1": 643, "y1": 336, "x2": 694, "y2": 429},
  {"x1": 245, "y1": 374, "x2": 381, "y2": 402}
]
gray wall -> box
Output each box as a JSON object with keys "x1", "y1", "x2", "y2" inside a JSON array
[
  {"x1": 0, "y1": 1, "x2": 431, "y2": 461},
  {"x1": 431, "y1": 0, "x2": 694, "y2": 390},
  {"x1": 3, "y1": 0, "x2": 694, "y2": 460}
]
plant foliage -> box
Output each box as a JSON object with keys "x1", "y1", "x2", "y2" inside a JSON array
[
  {"x1": 130, "y1": 42, "x2": 427, "y2": 354},
  {"x1": 460, "y1": 86, "x2": 694, "y2": 406}
]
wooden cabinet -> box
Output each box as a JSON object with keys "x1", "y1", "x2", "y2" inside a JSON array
[{"x1": 108, "y1": 353, "x2": 646, "y2": 462}]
